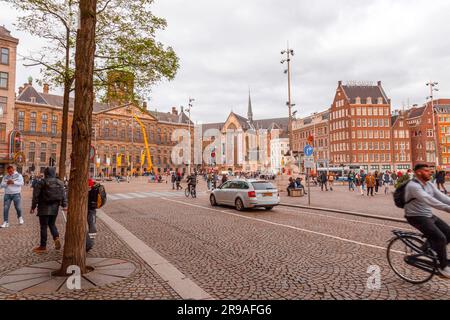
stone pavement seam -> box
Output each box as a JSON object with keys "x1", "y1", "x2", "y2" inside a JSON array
[
  {"x1": 97, "y1": 209, "x2": 213, "y2": 300},
  {"x1": 280, "y1": 203, "x2": 408, "y2": 224}
]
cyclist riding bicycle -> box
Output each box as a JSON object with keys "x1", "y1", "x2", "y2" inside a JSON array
[
  {"x1": 186, "y1": 173, "x2": 197, "y2": 195},
  {"x1": 404, "y1": 163, "x2": 450, "y2": 278}
]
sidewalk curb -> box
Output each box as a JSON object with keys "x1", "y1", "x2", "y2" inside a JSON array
[
  {"x1": 97, "y1": 210, "x2": 213, "y2": 300},
  {"x1": 279, "y1": 203, "x2": 408, "y2": 224}
]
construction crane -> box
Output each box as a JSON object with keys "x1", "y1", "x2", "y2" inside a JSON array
[{"x1": 132, "y1": 114, "x2": 153, "y2": 173}]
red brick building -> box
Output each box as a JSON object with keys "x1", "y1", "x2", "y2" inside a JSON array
[
  {"x1": 391, "y1": 110, "x2": 412, "y2": 171},
  {"x1": 329, "y1": 81, "x2": 393, "y2": 172},
  {"x1": 292, "y1": 110, "x2": 330, "y2": 168},
  {"x1": 406, "y1": 103, "x2": 436, "y2": 168}
]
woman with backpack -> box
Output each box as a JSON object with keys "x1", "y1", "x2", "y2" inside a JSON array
[{"x1": 30, "y1": 167, "x2": 67, "y2": 254}]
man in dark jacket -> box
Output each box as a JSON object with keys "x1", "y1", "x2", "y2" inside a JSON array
[
  {"x1": 30, "y1": 167, "x2": 67, "y2": 254},
  {"x1": 436, "y1": 169, "x2": 448, "y2": 194}
]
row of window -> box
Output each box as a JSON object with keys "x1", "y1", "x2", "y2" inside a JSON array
[
  {"x1": 331, "y1": 130, "x2": 392, "y2": 142},
  {"x1": 18, "y1": 111, "x2": 58, "y2": 122},
  {"x1": 331, "y1": 106, "x2": 390, "y2": 120},
  {"x1": 332, "y1": 142, "x2": 392, "y2": 152},
  {"x1": 294, "y1": 127, "x2": 328, "y2": 140},
  {"x1": 332, "y1": 153, "x2": 392, "y2": 163},
  {"x1": 332, "y1": 118, "x2": 391, "y2": 131},
  {"x1": 18, "y1": 120, "x2": 58, "y2": 134}
]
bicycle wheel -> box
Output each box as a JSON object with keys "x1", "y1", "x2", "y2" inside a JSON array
[
  {"x1": 191, "y1": 188, "x2": 196, "y2": 198},
  {"x1": 387, "y1": 235, "x2": 437, "y2": 284},
  {"x1": 185, "y1": 188, "x2": 190, "y2": 198}
]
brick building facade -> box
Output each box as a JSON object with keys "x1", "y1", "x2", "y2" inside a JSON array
[
  {"x1": 14, "y1": 83, "x2": 192, "y2": 176},
  {"x1": 0, "y1": 26, "x2": 19, "y2": 173},
  {"x1": 329, "y1": 81, "x2": 393, "y2": 172},
  {"x1": 292, "y1": 110, "x2": 330, "y2": 169}
]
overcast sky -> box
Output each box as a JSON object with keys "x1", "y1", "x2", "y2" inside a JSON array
[{"x1": 2, "y1": 0, "x2": 450, "y2": 124}]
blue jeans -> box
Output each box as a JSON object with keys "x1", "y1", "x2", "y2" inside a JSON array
[{"x1": 3, "y1": 193, "x2": 23, "y2": 223}]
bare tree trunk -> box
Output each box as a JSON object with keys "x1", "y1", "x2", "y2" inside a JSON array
[
  {"x1": 59, "y1": 0, "x2": 97, "y2": 276},
  {"x1": 59, "y1": 75, "x2": 72, "y2": 180}
]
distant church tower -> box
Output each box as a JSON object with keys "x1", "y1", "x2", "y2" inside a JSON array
[{"x1": 247, "y1": 91, "x2": 254, "y2": 123}]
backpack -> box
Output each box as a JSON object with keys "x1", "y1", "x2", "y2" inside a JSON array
[
  {"x1": 393, "y1": 179, "x2": 421, "y2": 208},
  {"x1": 92, "y1": 183, "x2": 107, "y2": 208},
  {"x1": 41, "y1": 178, "x2": 65, "y2": 204}
]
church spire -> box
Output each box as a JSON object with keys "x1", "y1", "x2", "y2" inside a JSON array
[{"x1": 247, "y1": 90, "x2": 253, "y2": 122}]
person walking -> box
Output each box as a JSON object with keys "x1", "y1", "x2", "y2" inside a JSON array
[
  {"x1": 374, "y1": 171, "x2": 380, "y2": 194},
  {"x1": 222, "y1": 174, "x2": 228, "y2": 185},
  {"x1": 348, "y1": 171, "x2": 355, "y2": 192},
  {"x1": 436, "y1": 168, "x2": 448, "y2": 194},
  {"x1": 171, "y1": 172, "x2": 176, "y2": 190},
  {"x1": 1, "y1": 165, "x2": 25, "y2": 228},
  {"x1": 360, "y1": 170, "x2": 367, "y2": 194},
  {"x1": 30, "y1": 167, "x2": 67, "y2": 253},
  {"x1": 320, "y1": 171, "x2": 328, "y2": 191},
  {"x1": 365, "y1": 172, "x2": 375, "y2": 197},
  {"x1": 176, "y1": 172, "x2": 182, "y2": 190},
  {"x1": 383, "y1": 171, "x2": 391, "y2": 194},
  {"x1": 328, "y1": 172, "x2": 334, "y2": 191}
]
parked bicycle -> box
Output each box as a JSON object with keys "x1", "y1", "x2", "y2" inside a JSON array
[{"x1": 387, "y1": 230, "x2": 440, "y2": 284}]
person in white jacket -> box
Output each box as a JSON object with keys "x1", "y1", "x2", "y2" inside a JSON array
[{"x1": 1, "y1": 165, "x2": 24, "y2": 228}]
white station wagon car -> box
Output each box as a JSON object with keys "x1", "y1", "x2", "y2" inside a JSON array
[{"x1": 210, "y1": 179, "x2": 280, "y2": 211}]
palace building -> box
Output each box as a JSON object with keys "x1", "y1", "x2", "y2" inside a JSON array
[{"x1": 14, "y1": 82, "x2": 192, "y2": 176}]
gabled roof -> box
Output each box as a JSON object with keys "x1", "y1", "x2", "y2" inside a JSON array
[
  {"x1": 150, "y1": 110, "x2": 192, "y2": 125},
  {"x1": 17, "y1": 85, "x2": 48, "y2": 105},
  {"x1": 253, "y1": 117, "x2": 289, "y2": 131},
  {"x1": 340, "y1": 83, "x2": 389, "y2": 104},
  {"x1": 0, "y1": 25, "x2": 18, "y2": 43},
  {"x1": 231, "y1": 112, "x2": 251, "y2": 130},
  {"x1": 16, "y1": 85, "x2": 112, "y2": 112},
  {"x1": 407, "y1": 106, "x2": 426, "y2": 119},
  {"x1": 16, "y1": 85, "x2": 188, "y2": 124}
]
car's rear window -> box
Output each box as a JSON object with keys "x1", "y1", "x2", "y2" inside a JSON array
[{"x1": 251, "y1": 182, "x2": 276, "y2": 190}]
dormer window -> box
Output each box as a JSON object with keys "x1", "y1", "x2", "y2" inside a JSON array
[
  {"x1": 355, "y1": 97, "x2": 361, "y2": 104},
  {"x1": 377, "y1": 97, "x2": 383, "y2": 104},
  {"x1": 30, "y1": 97, "x2": 36, "y2": 103},
  {"x1": 366, "y1": 97, "x2": 372, "y2": 104}
]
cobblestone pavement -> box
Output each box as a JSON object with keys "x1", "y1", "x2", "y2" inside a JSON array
[
  {"x1": 0, "y1": 186, "x2": 180, "y2": 300},
  {"x1": 98, "y1": 180, "x2": 450, "y2": 299},
  {"x1": 3, "y1": 179, "x2": 450, "y2": 300}
]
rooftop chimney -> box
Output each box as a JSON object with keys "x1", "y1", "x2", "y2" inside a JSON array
[
  {"x1": 338, "y1": 80, "x2": 342, "y2": 86},
  {"x1": 43, "y1": 83, "x2": 49, "y2": 94},
  {"x1": 143, "y1": 101, "x2": 147, "y2": 109},
  {"x1": 377, "y1": 81, "x2": 382, "y2": 86},
  {"x1": 180, "y1": 106, "x2": 184, "y2": 113},
  {"x1": 172, "y1": 107, "x2": 178, "y2": 115}
]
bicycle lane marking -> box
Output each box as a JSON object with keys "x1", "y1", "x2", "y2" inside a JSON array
[{"x1": 161, "y1": 198, "x2": 404, "y2": 254}]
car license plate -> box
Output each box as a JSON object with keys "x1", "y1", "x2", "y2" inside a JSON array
[{"x1": 263, "y1": 193, "x2": 273, "y2": 197}]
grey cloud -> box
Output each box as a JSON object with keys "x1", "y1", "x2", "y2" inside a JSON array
[{"x1": 3, "y1": 0, "x2": 450, "y2": 124}]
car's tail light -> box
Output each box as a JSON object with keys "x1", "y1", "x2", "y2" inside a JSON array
[{"x1": 248, "y1": 191, "x2": 256, "y2": 198}]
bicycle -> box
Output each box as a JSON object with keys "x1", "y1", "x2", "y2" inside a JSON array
[
  {"x1": 185, "y1": 185, "x2": 197, "y2": 198},
  {"x1": 387, "y1": 230, "x2": 439, "y2": 284}
]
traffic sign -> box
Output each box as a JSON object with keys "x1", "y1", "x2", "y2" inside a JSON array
[
  {"x1": 304, "y1": 145, "x2": 314, "y2": 157},
  {"x1": 304, "y1": 156, "x2": 315, "y2": 169}
]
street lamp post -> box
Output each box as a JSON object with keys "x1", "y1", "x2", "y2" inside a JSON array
[
  {"x1": 426, "y1": 81, "x2": 439, "y2": 168},
  {"x1": 185, "y1": 98, "x2": 195, "y2": 174},
  {"x1": 281, "y1": 44, "x2": 295, "y2": 153}
]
